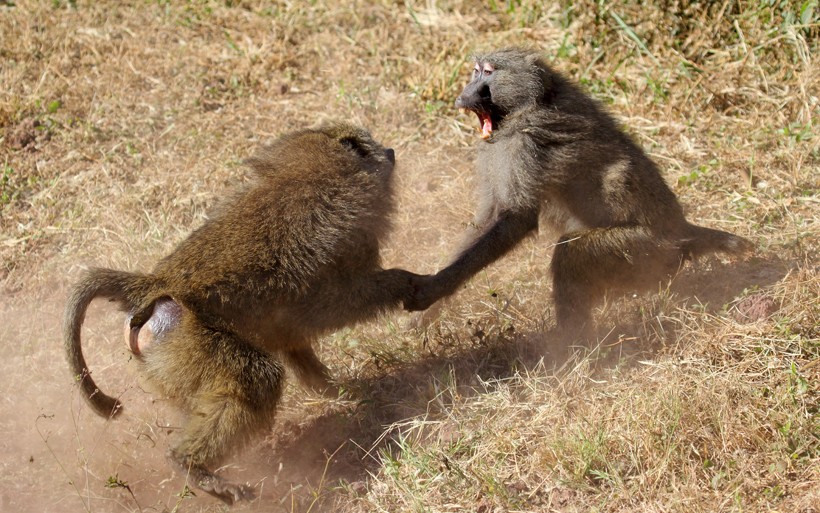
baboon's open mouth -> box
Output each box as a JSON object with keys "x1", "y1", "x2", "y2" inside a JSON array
[
  {"x1": 460, "y1": 105, "x2": 501, "y2": 140},
  {"x1": 476, "y1": 111, "x2": 493, "y2": 139}
]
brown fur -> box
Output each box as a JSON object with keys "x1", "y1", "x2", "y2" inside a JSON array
[
  {"x1": 64, "y1": 122, "x2": 418, "y2": 503},
  {"x1": 405, "y1": 48, "x2": 753, "y2": 335}
]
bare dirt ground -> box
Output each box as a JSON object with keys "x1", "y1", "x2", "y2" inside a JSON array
[{"x1": 1, "y1": 2, "x2": 817, "y2": 512}]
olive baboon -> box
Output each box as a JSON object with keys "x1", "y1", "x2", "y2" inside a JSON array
[
  {"x1": 64, "y1": 122, "x2": 418, "y2": 503},
  {"x1": 405, "y1": 48, "x2": 752, "y2": 335}
]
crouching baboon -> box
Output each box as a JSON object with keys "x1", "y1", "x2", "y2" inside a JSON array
[
  {"x1": 405, "y1": 48, "x2": 752, "y2": 336},
  {"x1": 64, "y1": 122, "x2": 420, "y2": 503}
]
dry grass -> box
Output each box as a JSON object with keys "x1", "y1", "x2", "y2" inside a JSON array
[{"x1": 0, "y1": 1, "x2": 817, "y2": 512}]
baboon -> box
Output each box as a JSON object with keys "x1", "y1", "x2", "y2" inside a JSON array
[
  {"x1": 405, "y1": 48, "x2": 752, "y2": 335},
  {"x1": 64, "y1": 122, "x2": 419, "y2": 503}
]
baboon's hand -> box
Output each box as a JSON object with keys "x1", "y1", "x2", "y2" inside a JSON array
[
  {"x1": 379, "y1": 268, "x2": 421, "y2": 304},
  {"x1": 404, "y1": 274, "x2": 444, "y2": 312}
]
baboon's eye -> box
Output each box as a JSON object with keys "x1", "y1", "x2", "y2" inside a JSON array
[
  {"x1": 473, "y1": 64, "x2": 481, "y2": 77},
  {"x1": 482, "y1": 63, "x2": 495, "y2": 76},
  {"x1": 339, "y1": 137, "x2": 371, "y2": 159}
]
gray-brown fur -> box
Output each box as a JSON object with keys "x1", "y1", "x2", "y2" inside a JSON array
[
  {"x1": 63, "y1": 122, "x2": 418, "y2": 503},
  {"x1": 405, "y1": 48, "x2": 752, "y2": 334}
]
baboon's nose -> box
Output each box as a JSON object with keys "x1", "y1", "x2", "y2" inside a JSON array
[{"x1": 385, "y1": 148, "x2": 395, "y2": 164}]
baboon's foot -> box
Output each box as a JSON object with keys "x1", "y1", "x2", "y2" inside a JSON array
[
  {"x1": 545, "y1": 320, "x2": 596, "y2": 365},
  {"x1": 297, "y1": 371, "x2": 341, "y2": 398},
  {"x1": 169, "y1": 452, "x2": 255, "y2": 504},
  {"x1": 192, "y1": 469, "x2": 255, "y2": 504}
]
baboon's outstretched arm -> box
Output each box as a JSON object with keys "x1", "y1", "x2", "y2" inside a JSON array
[
  {"x1": 352, "y1": 268, "x2": 418, "y2": 315},
  {"x1": 406, "y1": 209, "x2": 538, "y2": 311}
]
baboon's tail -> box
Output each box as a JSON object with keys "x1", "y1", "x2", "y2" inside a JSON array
[
  {"x1": 681, "y1": 223, "x2": 754, "y2": 260},
  {"x1": 63, "y1": 268, "x2": 153, "y2": 418}
]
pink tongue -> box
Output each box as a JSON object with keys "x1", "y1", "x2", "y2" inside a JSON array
[{"x1": 480, "y1": 117, "x2": 492, "y2": 139}]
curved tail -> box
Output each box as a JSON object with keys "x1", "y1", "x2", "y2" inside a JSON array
[
  {"x1": 63, "y1": 268, "x2": 153, "y2": 418},
  {"x1": 681, "y1": 223, "x2": 754, "y2": 260}
]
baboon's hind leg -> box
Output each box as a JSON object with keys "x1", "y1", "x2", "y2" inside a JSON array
[
  {"x1": 168, "y1": 330, "x2": 284, "y2": 504},
  {"x1": 551, "y1": 226, "x2": 683, "y2": 337}
]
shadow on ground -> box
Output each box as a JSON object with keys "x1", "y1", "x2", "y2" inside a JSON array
[{"x1": 239, "y1": 255, "x2": 788, "y2": 511}]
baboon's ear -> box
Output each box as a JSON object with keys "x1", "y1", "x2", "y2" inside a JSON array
[{"x1": 339, "y1": 137, "x2": 370, "y2": 159}]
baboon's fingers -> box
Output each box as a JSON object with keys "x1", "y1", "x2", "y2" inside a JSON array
[{"x1": 404, "y1": 274, "x2": 444, "y2": 311}]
